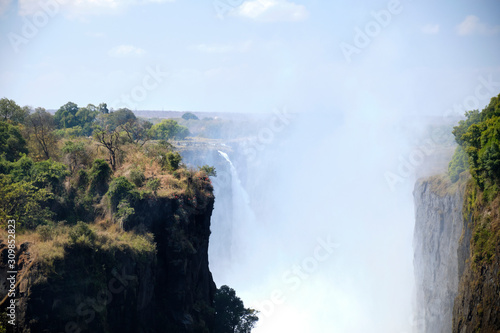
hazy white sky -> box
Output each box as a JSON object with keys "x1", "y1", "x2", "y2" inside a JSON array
[{"x1": 1, "y1": 0, "x2": 499, "y2": 114}]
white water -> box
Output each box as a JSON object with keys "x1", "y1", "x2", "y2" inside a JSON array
[
  {"x1": 210, "y1": 151, "x2": 257, "y2": 284},
  {"x1": 207, "y1": 114, "x2": 418, "y2": 333}
]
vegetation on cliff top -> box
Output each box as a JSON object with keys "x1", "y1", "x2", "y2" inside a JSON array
[
  {"x1": 450, "y1": 93, "x2": 500, "y2": 269},
  {"x1": 0, "y1": 97, "x2": 257, "y2": 332}
]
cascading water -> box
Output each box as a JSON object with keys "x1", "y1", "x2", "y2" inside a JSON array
[{"x1": 217, "y1": 151, "x2": 256, "y2": 255}]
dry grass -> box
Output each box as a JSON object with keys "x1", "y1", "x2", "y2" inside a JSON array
[{"x1": 15, "y1": 227, "x2": 70, "y2": 269}]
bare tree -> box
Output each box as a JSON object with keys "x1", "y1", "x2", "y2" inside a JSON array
[
  {"x1": 93, "y1": 126, "x2": 122, "y2": 171},
  {"x1": 25, "y1": 107, "x2": 56, "y2": 159},
  {"x1": 122, "y1": 119, "x2": 152, "y2": 147}
]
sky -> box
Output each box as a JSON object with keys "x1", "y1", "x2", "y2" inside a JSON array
[{"x1": 0, "y1": 0, "x2": 499, "y2": 114}]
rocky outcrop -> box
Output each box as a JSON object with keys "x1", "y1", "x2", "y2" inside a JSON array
[
  {"x1": 0, "y1": 193, "x2": 216, "y2": 333},
  {"x1": 413, "y1": 175, "x2": 465, "y2": 333}
]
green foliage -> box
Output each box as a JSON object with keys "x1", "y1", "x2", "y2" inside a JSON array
[
  {"x1": 106, "y1": 176, "x2": 137, "y2": 211},
  {"x1": 449, "y1": 146, "x2": 469, "y2": 183},
  {"x1": 116, "y1": 199, "x2": 135, "y2": 229},
  {"x1": 68, "y1": 221, "x2": 97, "y2": 245},
  {"x1": 54, "y1": 102, "x2": 107, "y2": 135},
  {"x1": 0, "y1": 155, "x2": 68, "y2": 190},
  {"x1": 146, "y1": 178, "x2": 160, "y2": 195},
  {"x1": 472, "y1": 222, "x2": 496, "y2": 265},
  {"x1": 214, "y1": 285, "x2": 259, "y2": 333},
  {"x1": 30, "y1": 159, "x2": 69, "y2": 190},
  {"x1": 89, "y1": 159, "x2": 112, "y2": 194},
  {"x1": 0, "y1": 174, "x2": 53, "y2": 229},
  {"x1": 0, "y1": 98, "x2": 29, "y2": 124},
  {"x1": 77, "y1": 169, "x2": 89, "y2": 188},
  {"x1": 150, "y1": 119, "x2": 189, "y2": 140},
  {"x1": 129, "y1": 168, "x2": 145, "y2": 187},
  {"x1": 62, "y1": 140, "x2": 90, "y2": 174},
  {"x1": 121, "y1": 118, "x2": 152, "y2": 146},
  {"x1": 165, "y1": 152, "x2": 182, "y2": 172},
  {"x1": 480, "y1": 142, "x2": 500, "y2": 182},
  {"x1": 97, "y1": 108, "x2": 136, "y2": 131},
  {"x1": 36, "y1": 224, "x2": 54, "y2": 241},
  {"x1": 55, "y1": 101, "x2": 80, "y2": 129},
  {"x1": 0, "y1": 121, "x2": 28, "y2": 161},
  {"x1": 452, "y1": 93, "x2": 500, "y2": 189},
  {"x1": 199, "y1": 165, "x2": 217, "y2": 177},
  {"x1": 54, "y1": 126, "x2": 83, "y2": 138},
  {"x1": 182, "y1": 112, "x2": 199, "y2": 120}
]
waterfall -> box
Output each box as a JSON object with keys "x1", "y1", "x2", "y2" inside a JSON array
[{"x1": 217, "y1": 151, "x2": 256, "y2": 257}]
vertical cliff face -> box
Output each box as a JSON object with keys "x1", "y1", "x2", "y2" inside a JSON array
[
  {"x1": 452, "y1": 184, "x2": 500, "y2": 332},
  {"x1": 413, "y1": 175, "x2": 465, "y2": 333},
  {"x1": 0, "y1": 194, "x2": 216, "y2": 333}
]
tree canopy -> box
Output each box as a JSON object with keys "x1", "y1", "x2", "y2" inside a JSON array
[
  {"x1": 450, "y1": 93, "x2": 500, "y2": 189},
  {"x1": 182, "y1": 112, "x2": 199, "y2": 120},
  {"x1": 0, "y1": 120, "x2": 28, "y2": 161},
  {"x1": 0, "y1": 98, "x2": 29, "y2": 124},
  {"x1": 150, "y1": 119, "x2": 189, "y2": 140},
  {"x1": 214, "y1": 285, "x2": 258, "y2": 333}
]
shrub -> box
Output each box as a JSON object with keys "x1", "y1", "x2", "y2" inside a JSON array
[
  {"x1": 116, "y1": 199, "x2": 135, "y2": 229},
  {"x1": 165, "y1": 152, "x2": 182, "y2": 172},
  {"x1": 68, "y1": 221, "x2": 96, "y2": 245},
  {"x1": 36, "y1": 224, "x2": 54, "y2": 241},
  {"x1": 106, "y1": 176, "x2": 137, "y2": 211},
  {"x1": 129, "y1": 168, "x2": 145, "y2": 187},
  {"x1": 146, "y1": 178, "x2": 160, "y2": 195},
  {"x1": 77, "y1": 169, "x2": 89, "y2": 188},
  {"x1": 448, "y1": 146, "x2": 469, "y2": 183},
  {"x1": 199, "y1": 165, "x2": 216, "y2": 177},
  {"x1": 89, "y1": 159, "x2": 112, "y2": 194}
]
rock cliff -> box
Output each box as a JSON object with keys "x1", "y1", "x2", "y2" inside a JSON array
[
  {"x1": 0, "y1": 193, "x2": 216, "y2": 333},
  {"x1": 413, "y1": 175, "x2": 465, "y2": 333}
]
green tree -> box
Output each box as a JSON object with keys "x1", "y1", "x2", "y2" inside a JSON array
[
  {"x1": 98, "y1": 103, "x2": 109, "y2": 114},
  {"x1": 199, "y1": 165, "x2": 217, "y2": 177},
  {"x1": 448, "y1": 146, "x2": 469, "y2": 183},
  {"x1": 151, "y1": 119, "x2": 189, "y2": 140},
  {"x1": 214, "y1": 285, "x2": 259, "y2": 333},
  {"x1": 182, "y1": 112, "x2": 199, "y2": 120},
  {"x1": 0, "y1": 174, "x2": 53, "y2": 229},
  {"x1": 106, "y1": 176, "x2": 137, "y2": 219},
  {"x1": 97, "y1": 108, "x2": 136, "y2": 130},
  {"x1": 75, "y1": 104, "x2": 98, "y2": 135},
  {"x1": 451, "y1": 93, "x2": 500, "y2": 188},
  {"x1": 62, "y1": 141, "x2": 90, "y2": 174},
  {"x1": 0, "y1": 98, "x2": 29, "y2": 124},
  {"x1": 165, "y1": 151, "x2": 182, "y2": 172},
  {"x1": 55, "y1": 101, "x2": 79, "y2": 128},
  {"x1": 0, "y1": 121, "x2": 28, "y2": 161},
  {"x1": 89, "y1": 158, "x2": 112, "y2": 194}
]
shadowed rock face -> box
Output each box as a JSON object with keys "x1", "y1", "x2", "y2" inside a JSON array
[
  {"x1": 0, "y1": 194, "x2": 216, "y2": 333},
  {"x1": 452, "y1": 186, "x2": 500, "y2": 333},
  {"x1": 413, "y1": 176, "x2": 464, "y2": 333}
]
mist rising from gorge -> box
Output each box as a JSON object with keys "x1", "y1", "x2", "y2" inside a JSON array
[{"x1": 204, "y1": 110, "x2": 444, "y2": 332}]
